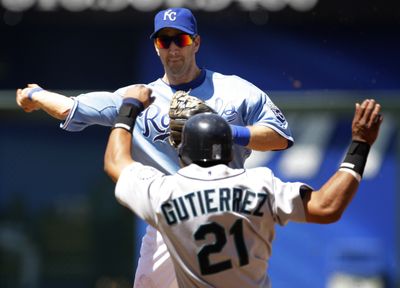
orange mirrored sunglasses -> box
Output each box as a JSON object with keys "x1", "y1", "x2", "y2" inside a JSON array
[{"x1": 155, "y1": 34, "x2": 195, "y2": 49}]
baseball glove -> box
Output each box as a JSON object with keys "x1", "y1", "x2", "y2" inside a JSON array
[{"x1": 168, "y1": 90, "x2": 216, "y2": 148}]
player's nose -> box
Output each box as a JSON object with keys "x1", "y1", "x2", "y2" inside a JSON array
[{"x1": 168, "y1": 41, "x2": 182, "y2": 52}]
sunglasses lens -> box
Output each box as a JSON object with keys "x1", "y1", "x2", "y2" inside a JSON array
[
  {"x1": 155, "y1": 37, "x2": 171, "y2": 49},
  {"x1": 155, "y1": 34, "x2": 193, "y2": 49},
  {"x1": 176, "y1": 34, "x2": 193, "y2": 47}
]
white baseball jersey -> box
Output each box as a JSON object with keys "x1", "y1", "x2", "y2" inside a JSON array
[
  {"x1": 60, "y1": 69, "x2": 294, "y2": 287},
  {"x1": 116, "y1": 162, "x2": 308, "y2": 288}
]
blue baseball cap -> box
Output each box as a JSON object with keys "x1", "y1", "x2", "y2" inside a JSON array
[{"x1": 150, "y1": 7, "x2": 197, "y2": 39}]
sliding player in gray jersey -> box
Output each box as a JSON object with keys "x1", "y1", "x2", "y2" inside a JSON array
[
  {"x1": 16, "y1": 7, "x2": 293, "y2": 288},
  {"x1": 104, "y1": 85, "x2": 382, "y2": 288}
]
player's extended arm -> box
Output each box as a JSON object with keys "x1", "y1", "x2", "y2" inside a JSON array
[
  {"x1": 247, "y1": 125, "x2": 289, "y2": 151},
  {"x1": 16, "y1": 84, "x2": 74, "y2": 120},
  {"x1": 104, "y1": 127, "x2": 134, "y2": 183},
  {"x1": 104, "y1": 85, "x2": 153, "y2": 182},
  {"x1": 302, "y1": 99, "x2": 383, "y2": 224},
  {"x1": 229, "y1": 124, "x2": 290, "y2": 151}
]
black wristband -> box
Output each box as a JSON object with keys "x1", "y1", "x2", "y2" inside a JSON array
[
  {"x1": 340, "y1": 140, "x2": 370, "y2": 178},
  {"x1": 122, "y1": 97, "x2": 144, "y2": 110},
  {"x1": 113, "y1": 102, "x2": 144, "y2": 132}
]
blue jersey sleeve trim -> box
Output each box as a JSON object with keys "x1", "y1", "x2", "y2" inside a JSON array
[
  {"x1": 60, "y1": 97, "x2": 79, "y2": 131},
  {"x1": 255, "y1": 123, "x2": 295, "y2": 150}
]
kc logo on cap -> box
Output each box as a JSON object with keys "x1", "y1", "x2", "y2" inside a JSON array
[
  {"x1": 150, "y1": 7, "x2": 198, "y2": 39},
  {"x1": 163, "y1": 9, "x2": 177, "y2": 21}
]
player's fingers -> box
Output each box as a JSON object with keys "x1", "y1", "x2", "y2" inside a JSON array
[
  {"x1": 16, "y1": 89, "x2": 22, "y2": 105},
  {"x1": 377, "y1": 114, "x2": 384, "y2": 125},
  {"x1": 353, "y1": 100, "x2": 366, "y2": 123},
  {"x1": 16, "y1": 89, "x2": 29, "y2": 104},
  {"x1": 367, "y1": 103, "x2": 381, "y2": 128},
  {"x1": 20, "y1": 87, "x2": 29, "y2": 96},
  {"x1": 353, "y1": 102, "x2": 361, "y2": 122},
  {"x1": 24, "y1": 107, "x2": 34, "y2": 113},
  {"x1": 357, "y1": 99, "x2": 372, "y2": 123},
  {"x1": 361, "y1": 99, "x2": 376, "y2": 125}
]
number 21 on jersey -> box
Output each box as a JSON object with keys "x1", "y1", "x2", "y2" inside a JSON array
[{"x1": 194, "y1": 219, "x2": 249, "y2": 275}]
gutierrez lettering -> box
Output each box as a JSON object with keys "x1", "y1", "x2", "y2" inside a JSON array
[{"x1": 161, "y1": 187, "x2": 268, "y2": 225}]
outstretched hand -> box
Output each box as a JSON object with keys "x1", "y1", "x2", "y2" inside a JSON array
[
  {"x1": 352, "y1": 99, "x2": 383, "y2": 145},
  {"x1": 16, "y1": 83, "x2": 42, "y2": 112}
]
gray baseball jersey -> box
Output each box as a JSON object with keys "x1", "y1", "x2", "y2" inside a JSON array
[{"x1": 116, "y1": 162, "x2": 308, "y2": 288}]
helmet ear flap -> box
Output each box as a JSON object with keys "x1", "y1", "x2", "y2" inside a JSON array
[
  {"x1": 178, "y1": 144, "x2": 192, "y2": 166},
  {"x1": 178, "y1": 154, "x2": 190, "y2": 167}
]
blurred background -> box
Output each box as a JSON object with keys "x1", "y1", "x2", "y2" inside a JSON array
[{"x1": 0, "y1": 0, "x2": 399, "y2": 287}]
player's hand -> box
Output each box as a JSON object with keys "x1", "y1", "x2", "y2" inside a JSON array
[
  {"x1": 351, "y1": 99, "x2": 383, "y2": 145},
  {"x1": 16, "y1": 83, "x2": 42, "y2": 112},
  {"x1": 123, "y1": 85, "x2": 154, "y2": 109}
]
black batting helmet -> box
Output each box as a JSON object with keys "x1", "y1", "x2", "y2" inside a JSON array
[{"x1": 178, "y1": 113, "x2": 233, "y2": 166}]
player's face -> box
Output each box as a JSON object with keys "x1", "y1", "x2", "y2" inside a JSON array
[{"x1": 154, "y1": 28, "x2": 200, "y2": 80}]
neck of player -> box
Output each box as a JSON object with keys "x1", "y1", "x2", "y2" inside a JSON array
[{"x1": 163, "y1": 66, "x2": 202, "y2": 86}]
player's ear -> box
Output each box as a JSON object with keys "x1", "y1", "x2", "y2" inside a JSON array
[
  {"x1": 154, "y1": 44, "x2": 160, "y2": 56},
  {"x1": 193, "y1": 35, "x2": 200, "y2": 53}
]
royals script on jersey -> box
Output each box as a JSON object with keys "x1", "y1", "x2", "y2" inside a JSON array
[
  {"x1": 116, "y1": 162, "x2": 308, "y2": 288},
  {"x1": 60, "y1": 69, "x2": 293, "y2": 174}
]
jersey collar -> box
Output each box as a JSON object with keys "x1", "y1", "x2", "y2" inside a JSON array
[
  {"x1": 177, "y1": 164, "x2": 245, "y2": 181},
  {"x1": 166, "y1": 68, "x2": 206, "y2": 92}
]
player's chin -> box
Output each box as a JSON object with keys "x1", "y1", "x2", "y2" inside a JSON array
[
  {"x1": 167, "y1": 57, "x2": 184, "y2": 67},
  {"x1": 168, "y1": 65, "x2": 186, "y2": 77}
]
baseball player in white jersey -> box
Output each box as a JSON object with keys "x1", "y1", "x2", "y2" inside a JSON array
[
  {"x1": 16, "y1": 7, "x2": 294, "y2": 288},
  {"x1": 105, "y1": 85, "x2": 382, "y2": 288}
]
